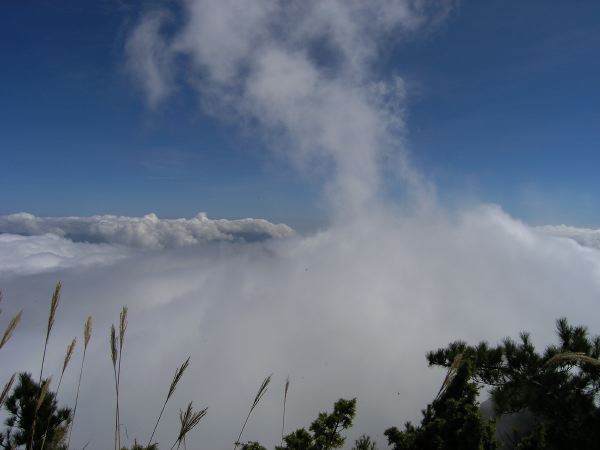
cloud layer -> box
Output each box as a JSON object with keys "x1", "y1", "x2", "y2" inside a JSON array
[
  {"x1": 1, "y1": 206, "x2": 600, "y2": 450},
  {"x1": 0, "y1": 212, "x2": 294, "y2": 249},
  {"x1": 0, "y1": 233, "x2": 128, "y2": 276}
]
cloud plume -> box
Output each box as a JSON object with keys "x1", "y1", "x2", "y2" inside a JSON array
[{"x1": 125, "y1": 0, "x2": 454, "y2": 216}]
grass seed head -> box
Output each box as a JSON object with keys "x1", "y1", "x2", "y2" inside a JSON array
[
  {"x1": 252, "y1": 374, "x2": 272, "y2": 410},
  {"x1": 168, "y1": 356, "x2": 190, "y2": 399},
  {"x1": 36, "y1": 378, "x2": 52, "y2": 413},
  {"x1": 119, "y1": 307, "x2": 128, "y2": 351},
  {"x1": 110, "y1": 324, "x2": 118, "y2": 368},
  {"x1": 84, "y1": 316, "x2": 93, "y2": 349},
  {"x1": 62, "y1": 338, "x2": 77, "y2": 374},
  {"x1": 177, "y1": 402, "x2": 207, "y2": 444},
  {"x1": 46, "y1": 282, "x2": 62, "y2": 340},
  {"x1": 284, "y1": 377, "x2": 290, "y2": 400},
  {"x1": 0, "y1": 374, "x2": 15, "y2": 407},
  {"x1": 545, "y1": 351, "x2": 600, "y2": 367},
  {"x1": 0, "y1": 310, "x2": 23, "y2": 349}
]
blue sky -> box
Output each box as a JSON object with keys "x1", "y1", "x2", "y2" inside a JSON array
[{"x1": 1, "y1": 0, "x2": 599, "y2": 228}]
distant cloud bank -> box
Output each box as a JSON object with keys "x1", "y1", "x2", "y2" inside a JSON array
[
  {"x1": 3, "y1": 212, "x2": 599, "y2": 252},
  {"x1": 0, "y1": 212, "x2": 294, "y2": 249},
  {"x1": 537, "y1": 225, "x2": 600, "y2": 250}
]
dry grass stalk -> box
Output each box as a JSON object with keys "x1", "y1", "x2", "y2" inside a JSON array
[
  {"x1": 40, "y1": 282, "x2": 62, "y2": 383},
  {"x1": 147, "y1": 357, "x2": 191, "y2": 447},
  {"x1": 119, "y1": 307, "x2": 128, "y2": 354},
  {"x1": 110, "y1": 323, "x2": 118, "y2": 450},
  {"x1": 545, "y1": 351, "x2": 600, "y2": 368},
  {"x1": 0, "y1": 374, "x2": 15, "y2": 407},
  {"x1": 0, "y1": 310, "x2": 23, "y2": 349},
  {"x1": 235, "y1": 374, "x2": 272, "y2": 449},
  {"x1": 30, "y1": 377, "x2": 52, "y2": 450},
  {"x1": 40, "y1": 338, "x2": 76, "y2": 450},
  {"x1": 36, "y1": 378, "x2": 51, "y2": 413},
  {"x1": 281, "y1": 377, "x2": 290, "y2": 446},
  {"x1": 40, "y1": 338, "x2": 75, "y2": 449},
  {"x1": 66, "y1": 316, "x2": 93, "y2": 450},
  {"x1": 435, "y1": 353, "x2": 463, "y2": 401},
  {"x1": 58, "y1": 338, "x2": 76, "y2": 391},
  {"x1": 171, "y1": 402, "x2": 207, "y2": 450},
  {"x1": 116, "y1": 306, "x2": 127, "y2": 450},
  {"x1": 108, "y1": 307, "x2": 128, "y2": 450},
  {"x1": 110, "y1": 324, "x2": 118, "y2": 368}
]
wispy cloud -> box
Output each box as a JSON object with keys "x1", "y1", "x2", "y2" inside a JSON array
[
  {"x1": 125, "y1": 0, "x2": 456, "y2": 217},
  {"x1": 124, "y1": 9, "x2": 174, "y2": 108}
]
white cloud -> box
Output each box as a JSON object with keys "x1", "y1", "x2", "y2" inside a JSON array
[
  {"x1": 0, "y1": 212, "x2": 294, "y2": 249},
  {"x1": 125, "y1": 0, "x2": 453, "y2": 217},
  {"x1": 124, "y1": 10, "x2": 174, "y2": 108},
  {"x1": 536, "y1": 224, "x2": 600, "y2": 250},
  {"x1": 1, "y1": 205, "x2": 600, "y2": 449},
  {"x1": 0, "y1": 233, "x2": 128, "y2": 277}
]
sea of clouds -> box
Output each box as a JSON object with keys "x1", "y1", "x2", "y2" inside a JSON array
[{"x1": 2, "y1": 1, "x2": 600, "y2": 449}]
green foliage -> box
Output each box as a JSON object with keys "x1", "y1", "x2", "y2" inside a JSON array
[
  {"x1": 352, "y1": 434, "x2": 377, "y2": 450},
  {"x1": 0, "y1": 372, "x2": 71, "y2": 450},
  {"x1": 307, "y1": 398, "x2": 356, "y2": 450},
  {"x1": 385, "y1": 361, "x2": 497, "y2": 450},
  {"x1": 427, "y1": 318, "x2": 600, "y2": 449},
  {"x1": 241, "y1": 398, "x2": 356, "y2": 450}
]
